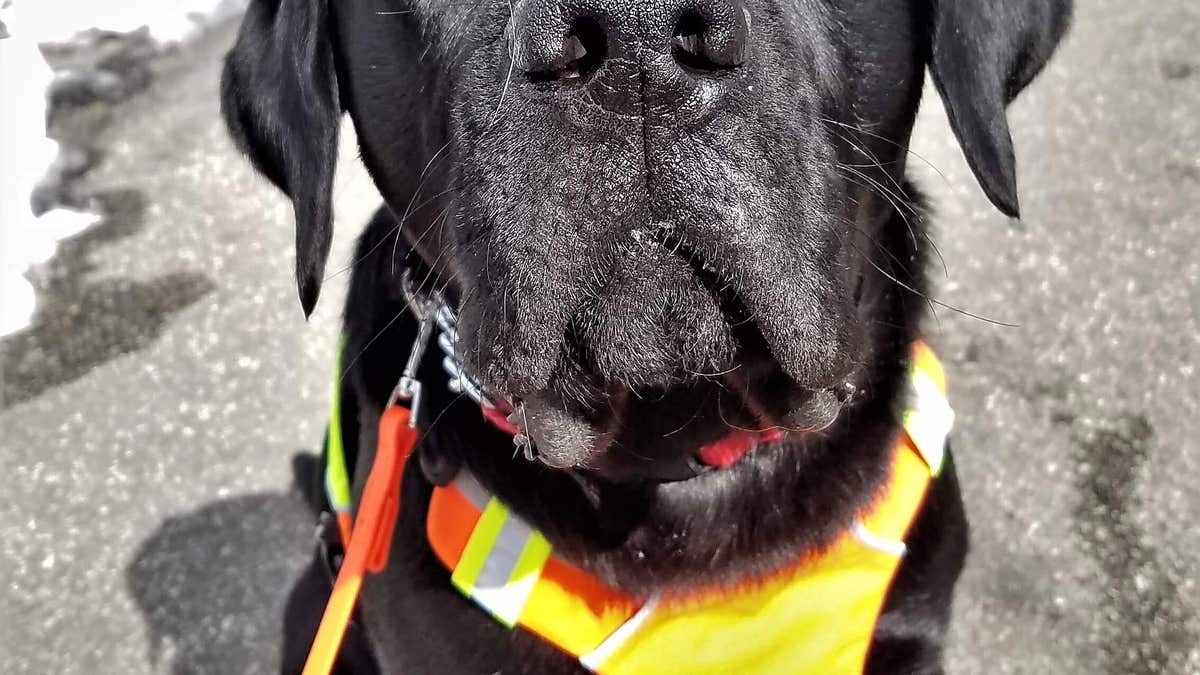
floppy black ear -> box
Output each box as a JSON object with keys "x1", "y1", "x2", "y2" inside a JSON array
[
  {"x1": 927, "y1": 0, "x2": 1072, "y2": 217},
  {"x1": 221, "y1": 0, "x2": 341, "y2": 316}
]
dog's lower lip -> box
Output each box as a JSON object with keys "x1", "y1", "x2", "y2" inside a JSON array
[
  {"x1": 493, "y1": 357, "x2": 848, "y2": 478},
  {"x1": 693, "y1": 385, "x2": 846, "y2": 471}
]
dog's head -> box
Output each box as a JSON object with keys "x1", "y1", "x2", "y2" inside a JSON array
[{"x1": 223, "y1": 0, "x2": 1069, "y2": 481}]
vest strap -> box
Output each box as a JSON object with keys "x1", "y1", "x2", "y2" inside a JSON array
[
  {"x1": 449, "y1": 498, "x2": 554, "y2": 628},
  {"x1": 424, "y1": 342, "x2": 954, "y2": 674},
  {"x1": 324, "y1": 337, "x2": 354, "y2": 545}
]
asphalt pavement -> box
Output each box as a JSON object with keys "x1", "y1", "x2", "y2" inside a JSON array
[{"x1": 1, "y1": 1, "x2": 1198, "y2": 673}]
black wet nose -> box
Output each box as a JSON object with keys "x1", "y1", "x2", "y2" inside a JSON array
[
  {"x1": 513, "y1": 0, "x2": 750, "y2": 82},
  {"x1": 669, "y1": 2, "x2": 750, "y2": 72}
]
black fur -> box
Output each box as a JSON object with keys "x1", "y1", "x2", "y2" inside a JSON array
[
  {"x1": 220, "y1": 0, "x2": 1071, "y2": 672},
  {"x1": 221, "y1": 0, "x2": 341, "y2": 314}
]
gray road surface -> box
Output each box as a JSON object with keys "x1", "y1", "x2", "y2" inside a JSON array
[{"x1": 2, "y1": 1, "x2": 1198, "y2": 673}]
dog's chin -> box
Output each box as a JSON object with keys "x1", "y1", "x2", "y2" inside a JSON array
[{"x1": 514, "y1": 361, "x2": 853, "y2": 485}]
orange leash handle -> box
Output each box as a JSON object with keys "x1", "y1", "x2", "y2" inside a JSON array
[{"x1": 303, "y1": 405, "x2": 418, "y2": 675}]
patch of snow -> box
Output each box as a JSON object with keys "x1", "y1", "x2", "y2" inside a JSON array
[
  {"x1": 1, "y1": 209, "x2": 99, "y2": 336},
  {"x1": 1, "y1": 5, "x2": 69, "y2": 336},
  {"x1": 23, "y1": 0, "x2": 248, "y2": 45},
  {"x1": 0, "y1": 0, "x2": 245, "y2": 337}
]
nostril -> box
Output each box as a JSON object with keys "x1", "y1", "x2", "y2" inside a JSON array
[
  {"x1": 672, "y1": 12, "x2": 706, "y2": 67},
  {"x1": 671, "y1": 5, "x2": 749, "y2": 73},
  {"x1": 522, "y1": 17, "x2": 608, "y2": 83}
]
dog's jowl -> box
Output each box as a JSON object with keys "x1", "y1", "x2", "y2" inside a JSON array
[{"x1": 222, "y1": 0, "x2": 1071, "y2": 673}]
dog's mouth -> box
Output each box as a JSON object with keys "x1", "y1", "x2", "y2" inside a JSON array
[{"x1": 488, "y1": 349, "x2": 854, "y2": 484}]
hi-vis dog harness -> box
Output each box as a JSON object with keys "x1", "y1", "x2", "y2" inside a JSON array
[{"x1": 306, "y1": 341, "x2": 954, "y2": 675}]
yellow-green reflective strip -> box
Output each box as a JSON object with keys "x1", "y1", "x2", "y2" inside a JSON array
[
  {"x1": 504, "y1": 531, "x2": 553, "y2": 625},
  {"x1": 325, "y1": 337, "x2": 353, "y2": 512},
  {"x1": 451, "y1": 499, "x2": 510, "y2": 597}
]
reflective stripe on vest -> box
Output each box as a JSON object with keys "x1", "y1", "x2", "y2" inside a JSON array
[
  {"x1": 428, "y1": 472, "x2": 641, "y2": 655},
  {"x1": 424, "y1": 342, "x2": 954, "y2": 675},
  {"x1": 325, "y1": 337, "x2": 354, "y2": 545}
]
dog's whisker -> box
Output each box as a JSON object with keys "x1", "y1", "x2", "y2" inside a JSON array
[
  {"x1": 486, "y1": 0, "x2": 519, "y2": 129},
  {"x1": 840, "y1": 230, "x2": 1019, "y2": 328},
  {"x1": 415, "y1": 238, "x2": 459, "y2": 297},
  {"x1": 838, "y1": 164, "x2": 918, "y2": 221},
  {"x1": 339, "y1": 306, "x2": 410, "y2": 384},
  {"x1": 820, "y1": 116, "x2": 954, "y2": 189},
  {"x1": 405, "y1": 206, "x2": 453, "y2": 260},
  {"x1": 391, "y1": 139, "x2": 457, "y2": 275},
  {"x1": 830, "y1": 215, "x2": 941, "y2": 324},
  {"x1": 824, "y1": 125, "x2": 914, "y2": 206},
  {"x1": 661, "y1": 391, "x2": 713, "y2": 438},
  {"x1": 423, "y1": 390, "x2": 472, "y2": 438},
  {"x1": 713, "y1": 388, "x2": 761, "y2": 435},
  {"x1": 836, "y1": 165, "x2": 919, "y2": 227},
  {"x1": 834, "y1": 168, "x2": 947, "y2": 284},
  {"x1": 326, "y1": 185, "x2": 462, "y2": 282},
  {"x1": 827, "y1": 205, "x2": 959, "y2": 332},
  {"x1": 838, "y1": 169, "x2": 951, "y2": 281},
  {"x1": 684, "y1": 362, "x2": 743, "y2": 379}
]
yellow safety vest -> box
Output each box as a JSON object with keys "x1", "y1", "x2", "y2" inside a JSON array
[{"x1": 418, "y1": 343, "x2": 954, "y2": 674}]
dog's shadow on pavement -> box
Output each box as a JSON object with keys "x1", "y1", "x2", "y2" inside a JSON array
[{"x1": 126, "y1": 455, "x2": 321, "y2": 675}]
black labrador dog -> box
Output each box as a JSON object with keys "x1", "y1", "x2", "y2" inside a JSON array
[{"x1": 222, "y1": 0, "x2": 1070, "y2": 672}]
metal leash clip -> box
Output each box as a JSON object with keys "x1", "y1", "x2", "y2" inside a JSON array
[
  {"x1": 512, "y1": 407, "x2": 535, "y2": 462},
  {"x1": 394, "y1": 268, "x2": 537, "y2": 461},
  {"x1": 388, "y1": 271, "x2": 436, "y2": 428}
]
